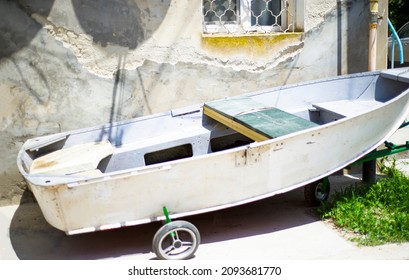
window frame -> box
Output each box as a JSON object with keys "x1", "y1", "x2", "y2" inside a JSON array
[{"x1": 203, "y1": 0, "x2": 300, "y2": 35}]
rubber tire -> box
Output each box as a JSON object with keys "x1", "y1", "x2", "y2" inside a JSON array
[
  {"x1": 304, "y1": 179, "x2": 330, "y2": 207},
  {"x1": 152, "y1": 220, "x2": 200, "y2": 260}
]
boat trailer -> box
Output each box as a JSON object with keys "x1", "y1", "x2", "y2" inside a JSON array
[{"x1": 304, "y1": 121, "x2": 409, "y2": 207}]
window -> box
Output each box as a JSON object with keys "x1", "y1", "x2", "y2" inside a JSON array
[
  {"x1": 203, "y1": 0, "x2": 239, "y2": 24},
  {"x1": 203, "y1": 0, "x2": 301, "y2": 34}
]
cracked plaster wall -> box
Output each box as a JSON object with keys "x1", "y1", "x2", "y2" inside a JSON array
[{"x1": 0, "y1": 0, "x2": 388, "y2": 205}]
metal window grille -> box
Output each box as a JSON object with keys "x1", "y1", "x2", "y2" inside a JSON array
[{"x1": 203, "y1": 0, "x2": 295, "y2": 34}]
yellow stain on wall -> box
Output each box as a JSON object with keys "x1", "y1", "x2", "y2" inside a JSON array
[{"x1": 201, "y1": 33, "x2": 303, "y2": 57}]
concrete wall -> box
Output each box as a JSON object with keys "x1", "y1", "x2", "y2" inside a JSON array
[{"x1": 0, "y1": 0, "x2": 388, "y2": 205}]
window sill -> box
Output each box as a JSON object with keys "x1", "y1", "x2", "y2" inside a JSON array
[{"x1": 201, "y1": 32, "x2": 304, "y2": 39}]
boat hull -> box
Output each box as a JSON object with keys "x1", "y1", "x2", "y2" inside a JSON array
[{"x1": 17, "y1": 69, "x2": 409, "y2": 234}]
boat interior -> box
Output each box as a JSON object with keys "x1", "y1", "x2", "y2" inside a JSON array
[{"x1": 21, "y1": 72, "x2": 409, "y2": 178}]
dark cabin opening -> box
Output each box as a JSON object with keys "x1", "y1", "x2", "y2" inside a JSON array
[{"x1": 144, "y1": 144, "x2": 193, "y2": 166}]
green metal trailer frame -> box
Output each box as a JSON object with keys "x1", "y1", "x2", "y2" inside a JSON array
[{"x1": 305, "y1": 122, "x2": 409, "y2": 206}]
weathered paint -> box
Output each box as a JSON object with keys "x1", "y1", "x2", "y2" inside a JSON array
[{"x1": 201, "y1": 33, "x2": 303, "y2": 57}]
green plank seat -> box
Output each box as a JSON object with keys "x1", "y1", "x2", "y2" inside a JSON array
[{"x1": 203, "y1": 97, "x2": 318, "y2": 142}]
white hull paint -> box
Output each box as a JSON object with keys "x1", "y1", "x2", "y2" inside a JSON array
[{"x1": 17, "y1": 68, "x2": 409, "y2": 234}]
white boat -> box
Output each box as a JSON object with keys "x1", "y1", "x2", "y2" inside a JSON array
[{"x1": 17, "y1": 68, "x2": 409, "y2": 259}]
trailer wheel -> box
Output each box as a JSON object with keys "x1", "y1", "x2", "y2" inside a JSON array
[
  {"x1": 152, "y1": 220, "x2": 200, "y2": 260},
  {"x1": 304, "y1": 178, "x2": 330, "y2": 206}
]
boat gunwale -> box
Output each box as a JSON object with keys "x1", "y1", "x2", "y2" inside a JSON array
[
  {"x1": 19, "y1": 85, "x2": 409, "y2": 189},
  {"x1": 17, "y1": 70, "x2": 409, "y2": 189}
]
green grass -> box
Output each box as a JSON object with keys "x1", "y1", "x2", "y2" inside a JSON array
[{"x1": 320, "y1": 160, "x2": 409, "y2": 245}]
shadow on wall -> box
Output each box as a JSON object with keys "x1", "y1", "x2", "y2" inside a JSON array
[
  {"x1": 0, "y1": 0, "x2": 55, "y2": 59},
  {"x1": 337, "y1": 0, "x2": 369, "y2": 74},
  {"x1": 1, "y1": 0, "x2": 172, "y2": 142},
  {"x1": 72, "y1": 0, "x2": 144, "y2": 49},
  {"x1": 1, "y1": 0, "x2": 172, "y2": 57}
]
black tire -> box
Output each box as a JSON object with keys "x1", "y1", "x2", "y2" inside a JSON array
[
  {"x1": 152, "y1": 220, "x2": 200, "y2": 260},
  {"x1": 304, "y1": 179, "x2": 330, "y2": 207}
]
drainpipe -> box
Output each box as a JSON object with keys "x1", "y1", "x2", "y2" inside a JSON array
[
  {"x1": 363, "y1": 0, "x2": 379, "y2": 183},
  {"x1": 368, "y1": 0, "x2": 378, "y2": 71}
]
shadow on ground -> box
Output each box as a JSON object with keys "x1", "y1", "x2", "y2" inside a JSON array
[{"x1": 9, "y1": 187, "x2": 325, "y2": 260}]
